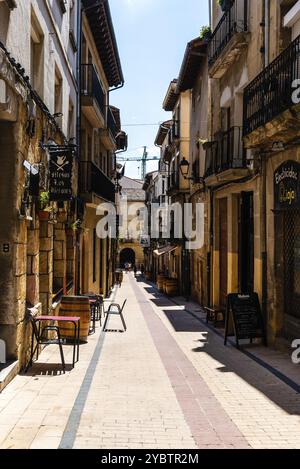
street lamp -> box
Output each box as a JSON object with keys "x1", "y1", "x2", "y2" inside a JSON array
[
  {"x1": 179, "y1": 157, "x2": 190, "y2": 178},
  {"x1": 179, "y1": 157, "x2": 205, "y2": 184}
]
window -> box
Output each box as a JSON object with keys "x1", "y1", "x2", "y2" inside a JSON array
[
  {"x1": 93, "y1": 130, "x2": 99, "y2": 165},
  {"x1": 87, "y1": 135, "x2": 92, "y2": 160},
  {"x1": 31, "y1": 9, "x2": 44, "y2": 97},
  {"x1": 58, "y1": 0, "x2": 67, "y2": 14},
  {"x1": 0, "y1": 3, "x2": 10, "y2": 44},
  {"x1": 54, "y1": 66, "x2": 63, "y2": 128},
  {"x1": 69, "y1": 0, "x2": 77, "y2": 52},
  {"x1": 93, "y1": 229, "x2": 96, "y2": 283},
  {"x1": 68, "y1": 100, "x2": 74, "y2": 140}
]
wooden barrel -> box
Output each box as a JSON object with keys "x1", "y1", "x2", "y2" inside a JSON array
[
  {"x1": 163, "y1": 278, "x2": 169, "y2": 294},
  {"x1": 165, "y1": 279, "x2": 178, "y2": 297},
  {"x1": 157, "y1": 275, "x2": 167, "y2": 292},
  {"x1": 145, "y1": 271, "x2": 152, "y2": 280},
  {"x1": 58, "y1": 296, "x2": 91, "y2": 342}
]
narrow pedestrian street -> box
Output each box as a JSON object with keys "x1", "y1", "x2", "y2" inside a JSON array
[{"x1": 0, "y1": 273, "x2": 299, "y2": 450}]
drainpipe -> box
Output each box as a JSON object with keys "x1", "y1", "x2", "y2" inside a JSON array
[
  {"x1": 264, "y1": 0, "x2": 270, "y2": 68},
  {"x1": 261, "y1": 154, "x2": 268, "y2": 338},
  {"x1": 208, "y1": 187, "x2": 213, "y2": 308},
  {"x1": 261, "y1": 0, "x2": 269, "y2": 338},
  {"x1": 75, "y1": 0, "x2": 82, "y2": 295}
]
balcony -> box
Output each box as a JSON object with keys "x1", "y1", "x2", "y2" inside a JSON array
[
  {"x1": 243, "y1": 34, "x2": 300, "y2": 147},
  {"x1": 116, "y1": 131, "x2": 128, "y2": 151},
  {"x1": 81, "y1": 64, "x2": 105, "y2": 128},
  {"x1": 208, "y1": 0, "x2": 249, "y2": 78},
  {"x1": 204, "y1": 127, "x2": 248, "y2": 185},
  {"x1": 80, "y1": 161, "x2": 115, "y2": 204},
  {"x1": 100, "y1": 106, "x2": 119, "y2": 150}
]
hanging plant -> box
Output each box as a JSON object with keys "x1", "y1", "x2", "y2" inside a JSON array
[
  {"x1": 200, "y1": 25, "x2": 212, "y2": 41},
  {"x1": 65, "y1": 219, "x2": 82, "y2": 235}
]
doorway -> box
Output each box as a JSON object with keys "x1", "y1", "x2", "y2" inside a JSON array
[
  {"x1": 283, "y1": 209, "x2": 300, "y2": 336},
  {"x1": 120, "y1": 248, "x2": 136, "y2": 268},
  {"x1": 239, "y1": 192, "x2": 254, "y2": 294},
  {"x1": 219, "y1": 198, "x2": 228, "y2": 308}
]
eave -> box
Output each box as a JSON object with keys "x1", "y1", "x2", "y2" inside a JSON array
[
  {"x1": 154, "y1": 120, "x2": 173, "y2": 146},
  {"x1": 83, "y1": 0, "x2": 124, "y2": 87},
  {"x1": 163, "y1": 79, "x2": 179, "y2": 112},
  {"x1": 177, "y1": 37, "x2": 207, "y2": 92}
]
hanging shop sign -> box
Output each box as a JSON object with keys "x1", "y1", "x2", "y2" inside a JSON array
[
  {"x1": 49, "y1": 147, "x2": 73, "y2": 201},
  {"x1": 224, "y1": 293, "x2": 267, "y2": 349},
  {"x1": 274, "y1": 160, "x2": 300, "y2": 210}
]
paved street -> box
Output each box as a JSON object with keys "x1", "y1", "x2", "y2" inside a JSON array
[{"x1": 0, "y1": 273, "x2": 300, "y2": 449}]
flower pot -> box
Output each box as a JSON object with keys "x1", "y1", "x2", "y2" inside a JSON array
[
  {"x1": 203, "y1": 31, "x2": 212, "y2": 41},
  {"x1": 38, "y1": 210, "x2": 50, "y2": 221}
]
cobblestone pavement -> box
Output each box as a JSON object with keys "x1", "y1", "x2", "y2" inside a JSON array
[{"x1": 0, "y1": 273, "x2": 299, "y2": 449}]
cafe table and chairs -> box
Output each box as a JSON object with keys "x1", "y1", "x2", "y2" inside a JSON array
[{"x1": 26, "y1": 307, "x2": 80, "y2": 371}]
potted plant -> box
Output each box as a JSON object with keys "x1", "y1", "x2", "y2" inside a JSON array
[
  {"x1": 65, "y1": 219, "x2": 82, "y2": 235},
  {"x1": 38, "y1": 191, "x2": 52, "y2": 220},
  {"x1": 200, "y1": 26, "x2": 212, "y2": 41},
  {"x1": 218, "y1": 0, "x2": 232, "y2": 13}
]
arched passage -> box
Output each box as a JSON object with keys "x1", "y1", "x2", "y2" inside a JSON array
[{"x1": 120, "y1": 248, "x2": 136, "y2": 268}]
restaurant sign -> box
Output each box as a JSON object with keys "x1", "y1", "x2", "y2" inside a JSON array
[
  {"x1": 274, "y1": 160, "x2": 300, "y2": 210},
  {"x1": 49, "y1": 147, "x2": 73, "y2": 201}
]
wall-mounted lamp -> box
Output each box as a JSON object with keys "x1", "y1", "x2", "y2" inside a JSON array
[{"x1": 179, "y1": 157, "x2": 205, "y2": 184}]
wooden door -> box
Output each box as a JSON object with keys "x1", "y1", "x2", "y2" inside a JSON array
[{"x1": 219, "y1": 198, "x2": 228, "y2": 308}]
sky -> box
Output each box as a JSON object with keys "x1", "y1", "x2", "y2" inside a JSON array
[{"x1": 109, "y1": 0, "x2": 209, "y2": 180}]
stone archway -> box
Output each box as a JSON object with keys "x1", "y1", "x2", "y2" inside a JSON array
[{"x1": 120, "y1": 248, "x2": 136, "y2": 268}]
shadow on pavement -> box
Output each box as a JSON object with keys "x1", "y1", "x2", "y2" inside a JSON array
[
  {"x1": 20, "y1": 363, "x2": 73, "y2": 377},
  {"x1": 139, "y1": 278, "x2": 300, "y2": 416}
]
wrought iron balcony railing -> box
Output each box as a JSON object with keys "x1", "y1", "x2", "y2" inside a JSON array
[
  {"x1": 81, "y1": 64, "x2": 105, "y2": 116},
  {"x1": 80, "y1": 161, "x2": 115, "y2": 203},
  {"x1": 107, "y1": 107, "x2": 118, "y2": 139},
  {"x1": 204, "y1": 126, "x2": 246, "y2": 178},
  {"x1": 243, "y1": 34, "x2": 300, "y2": 136},
  {"x1": 208, "y1": 0, "x2": 248, "y2": 67},
  {"x1": 116, "y1": 131, "x2": 128, "y2": 151}
]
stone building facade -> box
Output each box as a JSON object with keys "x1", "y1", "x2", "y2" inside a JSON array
[
  {"x1": 79, "y1": 0, "x2": 127, "y2": 298},
  {"x1": 0, "y1": 0, "x2": 79, "y2": 368},
  {"x1": 176, "y1": 37, "x2": 209, "y2": 307},
  {"x1": 205, "y1": 0, "x2": 300, "y2": 347},
  {"x1": 117, "y1": 176, "x2": 145, "y2": 270}
]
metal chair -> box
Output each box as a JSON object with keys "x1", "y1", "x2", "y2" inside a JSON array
[
  {"x1": 103, "y1": 299, "x2": 127, "y2": 332},
  {"x1": 83, "y1": 293, "x2": 103, "y2": 333},
  {"x1": 26, "y1": 308, "x2": 65, "y2": 372}
]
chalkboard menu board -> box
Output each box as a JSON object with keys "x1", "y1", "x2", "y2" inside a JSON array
[{"x1": 224, "y1": 293, "x2": 267, "y2": 349}]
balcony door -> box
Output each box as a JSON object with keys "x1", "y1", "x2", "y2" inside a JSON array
[{"x1": 219, "y1": 198, "x2": 228, "y2": 309}]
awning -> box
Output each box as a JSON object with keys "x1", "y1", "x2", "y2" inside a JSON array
[{"x1": 153, "y1": 246, "x2": 178, "y2": 257}]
